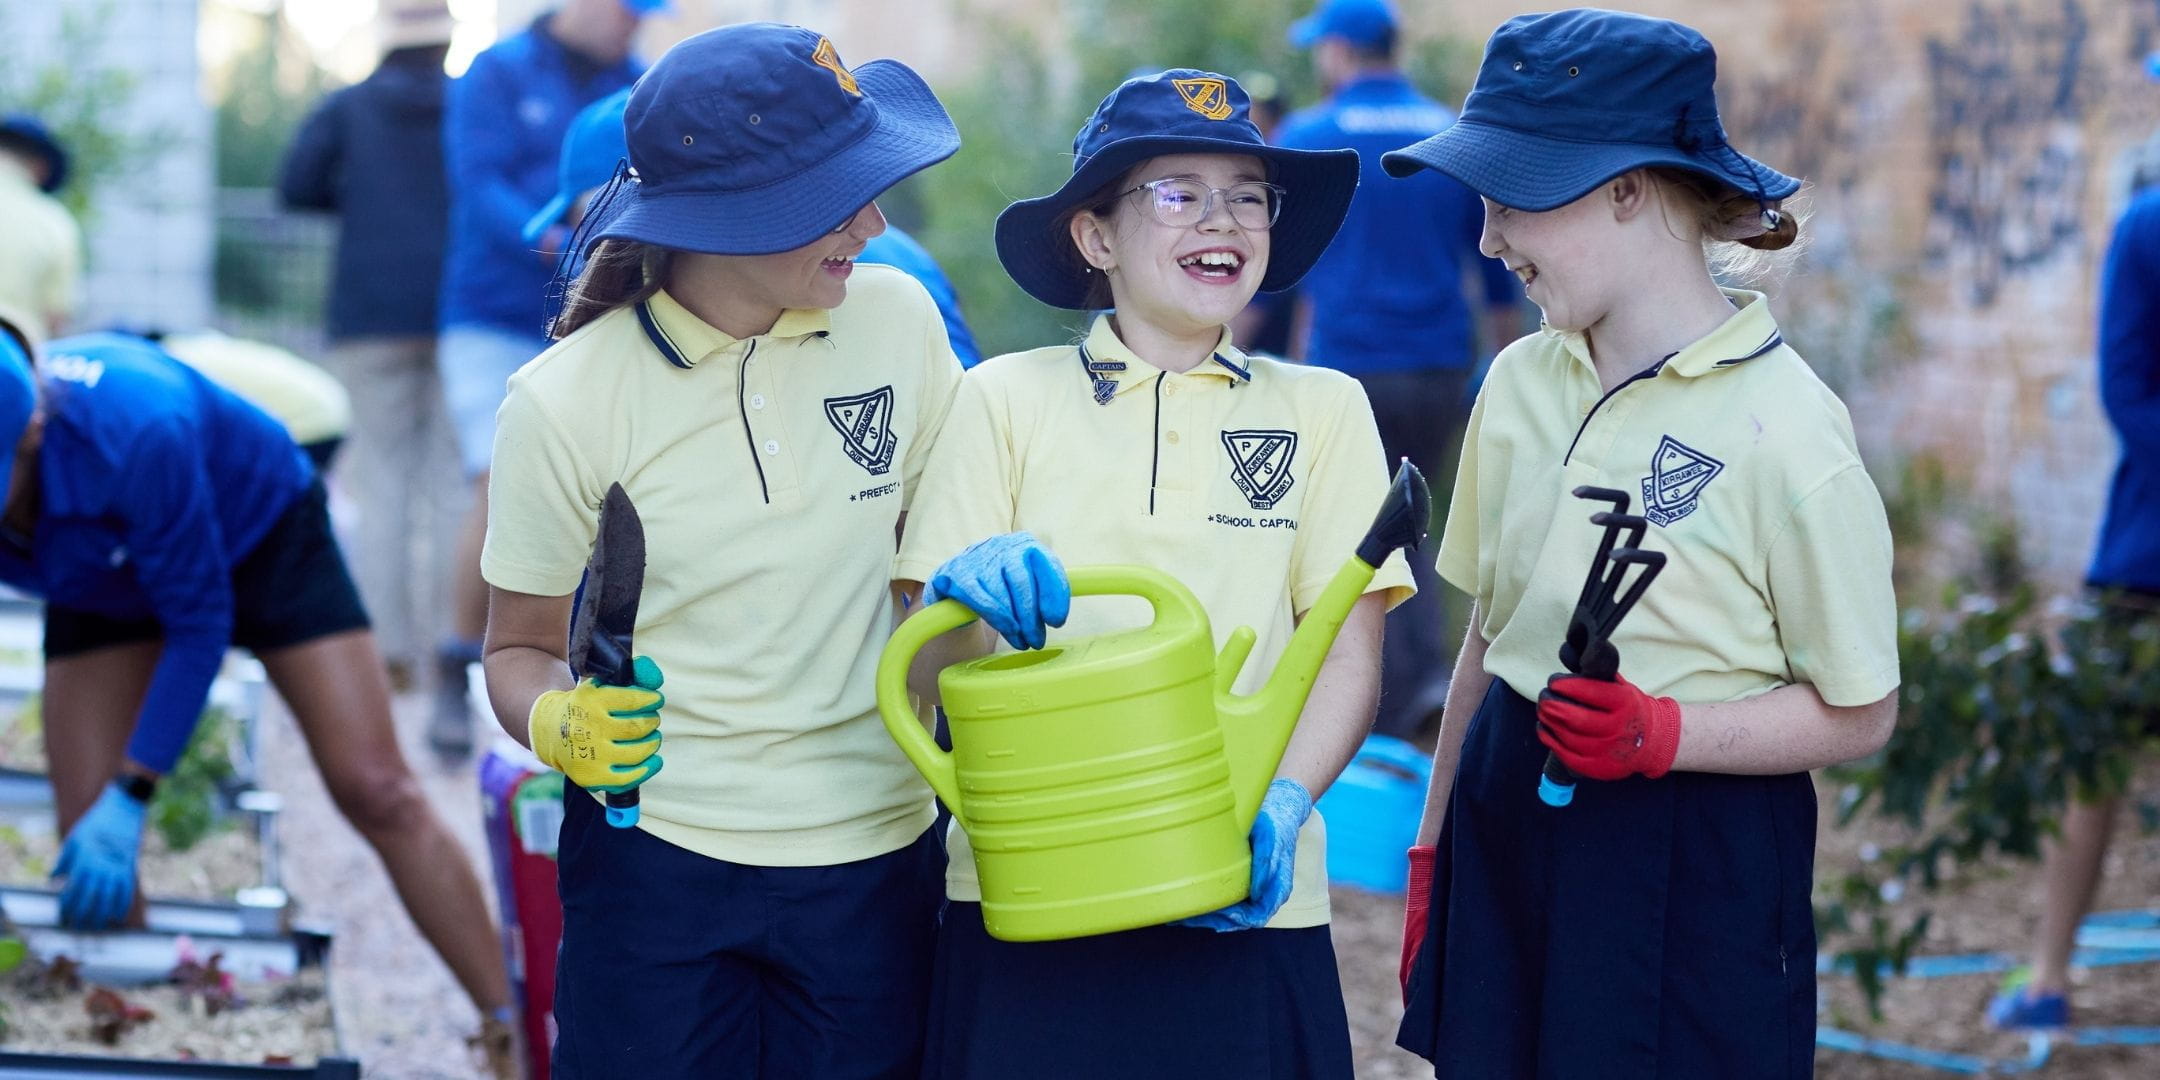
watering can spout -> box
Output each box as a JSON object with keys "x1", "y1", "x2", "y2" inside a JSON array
[{"x1": 1219, "y1": 460, "x2": 1432, "y2": 825}]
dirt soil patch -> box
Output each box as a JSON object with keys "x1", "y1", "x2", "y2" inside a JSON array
[{"x1": 1, "y1": 965, "x2": 335, "y2": 1065}]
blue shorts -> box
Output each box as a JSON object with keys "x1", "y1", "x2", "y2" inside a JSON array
[
  {"x1": 552, "y1": 786, "x2": 942, "y2": 1080},
  {"x1": 924, "y1": 902, "x2": 1352, "y2": 1079},
  {"x1": 437, "y1": 323, "x2": 548, "y2": 477},
  {"x1": 1397, "y1": 681, "x2": 1817, "y2": 1079}
]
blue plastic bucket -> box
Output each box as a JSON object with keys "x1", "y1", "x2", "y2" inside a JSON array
[{"x1": 1317, "y1": 734, "x2": 1433, "y2": 893}]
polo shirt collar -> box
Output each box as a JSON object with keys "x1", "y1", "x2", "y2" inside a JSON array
[
  {"x1": 1079, "y1": 314, "x2": 1252, "y2": 400},
  {"x1": 636, "y1": 289, "x2": 832, "y2": 370},
  {"x1": 1547, "y1": 288, "x2": 1784, "y2": 380}
]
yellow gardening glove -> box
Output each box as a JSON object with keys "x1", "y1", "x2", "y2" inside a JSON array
[{"x1": 528, "y1": 655, "x2": 665, "y2": 793}]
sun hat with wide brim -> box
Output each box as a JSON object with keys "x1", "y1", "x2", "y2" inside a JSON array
[
  {"x1": 995, "y1": 69, "x2": 1358, "y2": 311},
  {"x1": 582, "y1": 22, "x2": 959, "y2": 256},
  {"x1": 0, "y1": 114, "x2": 69, "y2": 194},
  {"x1": 1381, "y1": 9, "x2": 1799, "y2": 213}
]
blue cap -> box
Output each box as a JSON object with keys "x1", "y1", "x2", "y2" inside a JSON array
[
  {"x1": 0, "y1": 113, "x2": 70, "y2": 194},
  {"x1": 621, "y1": 0, "x2": 669, "y2": 13},
  {"x1": 1289, "y1": 0, "x2": 1398, "y2": 50},
  {"x1": 994, "y1": 69, "x2": 1358, "y2": 310},
  {"x1": 1382, "y1": 10, "x2": 1799, "y2": 213},
  {"x1": 524, "y1": 88, "x2": 631, "y2": 244},
  {"x1": 0, "y1": 325, "x2": 35, "y2": 509},
  {"x1": 585, "y1": 23, "x2": 959, "y2": 256}
]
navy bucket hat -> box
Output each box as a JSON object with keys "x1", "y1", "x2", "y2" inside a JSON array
[
  {"x1": 0, "y1": 114, "x2": 69, "y2": 194},
  {"x1": 1381, "y1": 9, "x2": 1799, "y2": 213},
  {"x1": 995, "y1": 69, "x2": 1358, "y2": 310},
  {"x1": 586, "y1": 23, "x2": 959, "y2": 256}
]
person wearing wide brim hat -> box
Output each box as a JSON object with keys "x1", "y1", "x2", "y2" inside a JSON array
[
  {"x1": 479, "y1": 22, "x2": 966, "y2": 1077},
  {"x1": 1384, "y1": 11, "x2": 1897, "y2": 1078},
  {"x1": 895, "y1": 69, "x2": 1413, "y2": 1079}
]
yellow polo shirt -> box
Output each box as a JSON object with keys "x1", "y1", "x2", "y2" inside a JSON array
[
  {"x1": 0, "y1": 159, "x2": 79, "y2": 342},
  {"x1": 483, "y1": 266, "x2": 963, "y2": 865},
  {"x1": 1442, "y1": 290, "x2": 1899, "y2": 709},
  {"x1": 896, "y1": 314, "x2": 1416, "y2": 929}
]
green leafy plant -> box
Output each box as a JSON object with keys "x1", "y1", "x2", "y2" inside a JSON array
[
  {"x1": 1815, "y1": 491, "x2": 2160, "y2": 1015},
  {"x1": 0, "y1": 1, "x2": 159, "y2": 221},
  {"x1": 150, "y1": 706, "x2": 239, "y2": 853}
]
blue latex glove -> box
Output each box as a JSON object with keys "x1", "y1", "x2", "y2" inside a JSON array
[
  {"x1": 53, "y1": 781, "x2": 149, "y2": 930},
  {"x1": 923, "y1": 532, "x2": 1071, "y2": 651},
  {"x1": 1178, "y1": 777, "x2": 1313, "y2": 932}
]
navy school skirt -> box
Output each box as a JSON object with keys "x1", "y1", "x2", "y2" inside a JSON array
[
  {"x1": 552, "y1": 787, "x2": 942, "y2": 1080},
  {"x1": 1397, "y1": 680, "x2": 1817, "y2": 1079},
  {"x1": 924, "y1": 901, "x2": 1353, "y2": 1079}
]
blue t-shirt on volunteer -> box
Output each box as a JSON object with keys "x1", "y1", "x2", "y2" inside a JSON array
[
  {"x1": 439, "y1": 18, "x2": 642, "y2": 336},
  {"x1": 2090, "y1": 187, "x2": 2160, "y2": 592},
  {"x1": 0, "y1": 333, "x2": 313, "y2": 774},
  {"x1": 1274, "y1": 72, "x2": 1518, "y2": 375},
  {"x1": 860, "y1": 227, "x2": 982, "y2": 368}
]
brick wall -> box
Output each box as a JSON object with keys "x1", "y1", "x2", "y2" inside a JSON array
[{"x1": 1416, "y1": 0, "x2": 2160, "y2": 588}]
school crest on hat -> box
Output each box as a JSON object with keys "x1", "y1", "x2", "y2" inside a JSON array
[
  {"x1": 1641, "y1": 435, "x2": 1723, "y2": 526},
  {"x1": 1223, "y1": 429, "x2": 1298, "y2": 510},
  {"x1": 812, "y1": 37, "x2": 861, "y2": 95},
  {"x1": 826, "y1": 386, "x2": 897, "y2": 475},
  {"x1": 1174, "y1": 77, "x2": 1234, "y2": 120}
]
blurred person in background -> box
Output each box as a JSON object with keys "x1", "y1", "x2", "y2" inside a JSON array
[
  {"x1": 0, "y1": 113, "x2": 82, "y2": 342},
  {"x1": 0, "y1": 318, "x2": 518, "y2": 1078},
  {"x1": 1277, "y1": 0, "x2": 1522, "y2": 744},
  {"x1": 279, "y1": 0, "x2": 462, "y2": 694},
  {"x1": 433, "y1": 0, "x2": 658, "y2": 760},
  {"x1": 1986, "y1": 171, "x2": 2160, "y2": 1035}
]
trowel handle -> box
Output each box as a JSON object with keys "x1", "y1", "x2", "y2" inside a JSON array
[
  {"x1": 877, "y1": 598, "x2": 975, "y2": 823},
  {"x1": 1356, "y1": 460, "x2": 1432, "y2": 567}
]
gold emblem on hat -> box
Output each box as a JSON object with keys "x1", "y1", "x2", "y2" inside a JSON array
[
  {"x1": 1173, "y1": 77, "x2": 1233, "y2": 121},
  {"x1": 812, "y1": 37, "x2": 861, "y2": 96}
]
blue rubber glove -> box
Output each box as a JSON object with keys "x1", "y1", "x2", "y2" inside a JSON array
[
  {"x1": 923, "y1": 532, "x2": 1071, "y2": 651},
  {"x1": 1178, "y1": 777, "x2": 1313, "y2": 932},
  {"x1": 53, "y1": 781, "x2": 149, "y2": 930}
]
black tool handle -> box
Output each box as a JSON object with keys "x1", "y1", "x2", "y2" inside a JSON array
[
  {"x1": 593, "y1": 639, "x2": 643, "y2": 827},
  {"x1": 1356, "y1": 459, "x2": 1432, "y2": 567}
]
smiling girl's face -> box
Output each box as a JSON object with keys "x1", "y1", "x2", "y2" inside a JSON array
[{"x1": 1071, "y1": 153, "x2": 1275, "y2": 337}]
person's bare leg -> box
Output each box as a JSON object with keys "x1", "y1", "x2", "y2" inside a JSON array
[
  {"x1": 454, "y1": 473, "x2": 490, "y2": 646},
  {"x1": 41, "y1": 642, "x2": 161, "y2": 924},
  {"x1": 2028, "y1": 794, "x2": 2122, "y2": 995},
  {"x1": 260, "y1": 629, "x2": 511, "y2": 1015}
]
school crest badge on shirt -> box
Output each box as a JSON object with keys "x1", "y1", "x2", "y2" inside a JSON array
[
  {"x1": 1222, "y1": 429, "x2": 1297, "y2": 510},
  {"x1": 1641, "y1": 435, "x2": 1724, "y2": 526},
  {"x1": 825, "y1": 386, "x2": 897, "y2": 475}
]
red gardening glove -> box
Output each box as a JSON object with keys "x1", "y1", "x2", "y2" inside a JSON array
[
  {"x1": 1400, "y1": 845, "x2": 1436, "y2": 1003},
  {"x1": 1535, "y1": 672, "x2": 1683, "y2": 781}
]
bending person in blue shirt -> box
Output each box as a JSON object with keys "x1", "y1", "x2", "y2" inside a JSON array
[{"x1": 0, "y1": 322, "x2": 517, "y2": 1071}]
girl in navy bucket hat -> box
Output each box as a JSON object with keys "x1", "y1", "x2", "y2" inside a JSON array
[
  {"x1": 1385, "y1": 10, "x2": 1899, "y2": 1078},
  {"x1": 478, "y1": 22, "x2": 965, "y2": 1079},
  {"x1": 896, "y1": 69, "x2": 1413, "y2": 1079}
]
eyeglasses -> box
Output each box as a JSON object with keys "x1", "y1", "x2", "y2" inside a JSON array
[{"x1": 1116, "y1": 179, "x2": 1284, "y2": 231}]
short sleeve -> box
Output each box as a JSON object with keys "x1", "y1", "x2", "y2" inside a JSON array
[
  {"x1": 894, "y1": 371, "x2": 1017, "y2": 582},
  {"x1": 1288, "y1": 378, "x2": 1415, "y2": 614},
  {"x1": 1433, "y1": 384, "x2": 1488, "y2": 598},
  {"x1": 1764, "y1": 465, "x2": 1901, "y2": 706},
  {"x1": 481, "y1": 381, "x2": 601, "y2": 596},
  {"x1": 902, "y1": 304, "x2": 965, "y2": 509}
]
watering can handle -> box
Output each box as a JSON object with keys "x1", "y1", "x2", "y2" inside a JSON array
[{"x1": 876, "y1": 598, "x2": 977, "y2": 824}]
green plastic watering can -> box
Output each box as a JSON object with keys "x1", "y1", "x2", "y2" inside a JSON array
[{"x1": 877, "y1": 462, "x2": 1430, "y2": 942}]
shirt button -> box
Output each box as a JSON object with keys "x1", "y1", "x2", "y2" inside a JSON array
[
  {"x1": 763, "y1": 439, "x2": 779, "y2": 455},
  {"x1": 1165, "y1": 383, "x2": 1179, "y2": 396},
  {"x1": 1166, "y1": 431, "x2": 1180, "y2": 444},
  {"x1": 751, "y1": 394, "x2": 767, "y2": 410}
]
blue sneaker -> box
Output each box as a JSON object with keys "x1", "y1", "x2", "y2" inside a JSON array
[{"x1": 1986, "y1": 984, "x2": 2070, "y2": 1030}]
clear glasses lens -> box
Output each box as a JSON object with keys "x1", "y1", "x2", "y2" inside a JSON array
[{"x1": 1143, "y1": 180, "x2": 1281, "y2": 230}]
